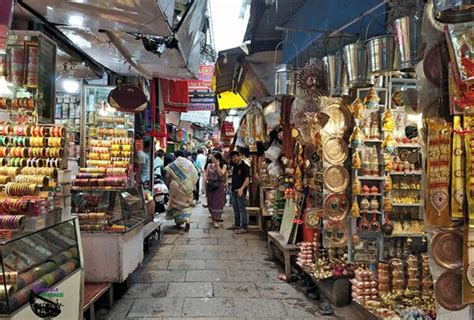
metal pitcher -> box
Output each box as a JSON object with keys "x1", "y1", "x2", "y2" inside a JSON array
[
  {"x1": 393, "y1": 16, "x2": 424, "y2": 72},
  {"x1": 434, "y1": 0, "x2": 474, "y2": 23},
  {"x1": 273, "y1": 40, "x2": 298, "y2": 96},
  {"x1": 366, "y1": 35, "x2": 396, "y2": 75},
  {"x1": 342, "y1": 41, "x2": 371, "y2": 88},
  {"x1": 322, "y1": 52, "x2": 347, "y2": 96},
  {"x1": 274, "y1": 64, "x2": 296, "y2": 96}
]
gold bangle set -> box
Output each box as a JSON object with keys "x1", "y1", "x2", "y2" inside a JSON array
[{"x1": 5, "y1": 182, "x2": 39, "y2": 197}]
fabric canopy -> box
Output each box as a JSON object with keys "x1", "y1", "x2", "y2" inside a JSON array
[{"x1": 217, "y1": 91, "x2": 247, "y2": 110}]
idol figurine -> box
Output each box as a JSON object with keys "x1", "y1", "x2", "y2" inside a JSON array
[{"x1": 364, "y1": 87, "x2": 380, "y2": 109}]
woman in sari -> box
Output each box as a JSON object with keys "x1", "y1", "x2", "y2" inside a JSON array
[
  {"x1": 206, "y1": 152, "x2": 227, "y2": 228},
  {"x1": 164, "y1": 150, "x2": 198, "y2": 231}
]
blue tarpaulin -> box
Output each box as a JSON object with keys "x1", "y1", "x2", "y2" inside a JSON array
[{"x1": 282, "y1": 0, "x2": 387, "y2": 62}]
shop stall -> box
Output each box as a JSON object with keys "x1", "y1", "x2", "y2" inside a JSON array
[
  {"x1": 0, "y1": 30, "x2": 83, "y2": 319},
  {"x1": 71, "y1": 84, "x2": 147, "y2": 282},
  {"x1": 246, "y1": 2, "x2": 474, "y2": 319}
]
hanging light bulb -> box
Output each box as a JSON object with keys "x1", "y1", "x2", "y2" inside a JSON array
[{"x1": 61, "y1": 63, "x2": 80, "y2": 94}]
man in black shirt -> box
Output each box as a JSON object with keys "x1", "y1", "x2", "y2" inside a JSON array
[{"x1": 229, "y1": 151, "x2": 250, "y2": 234}]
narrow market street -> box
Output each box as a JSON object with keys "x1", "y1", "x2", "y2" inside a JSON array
[{"x1": 96, "y1": 199, "x2": 357, "y2": 320}]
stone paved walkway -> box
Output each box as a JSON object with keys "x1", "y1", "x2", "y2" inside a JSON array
[{"x1": 98, "y1": 200, "x2": 357, "y2": 319}]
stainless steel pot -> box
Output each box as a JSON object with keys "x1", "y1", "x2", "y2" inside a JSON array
[
  {"x1": 366, "y1": 35, "x2": 396, "y2": 75},
  {"x1": 434, "y1": 0, "x2": 474, "y2": 23},
  {"x1": 322, "y1": 53, "x2": 347, "y2": 96},
  {"x1": 274, "y1": 64, "x2": 296, "y2": 96},
  {"x1": 393, "y1": 16, "x2": 424, "y2": 72},
  {"x1": 342, "y1": 42, "x2": 371, "y2": 88}
]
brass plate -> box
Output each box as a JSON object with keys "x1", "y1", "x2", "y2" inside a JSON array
[
  {"x1": 434, "y1": 271, "x2": 466, "y2": 311},
  {"x1": 323, "y1": 193, "x2": 348, "y2": 221},
  {"x1": 323, "y1": 166, "x2": 349, "y2": 193},
  {"x1": 467, "y1": 263, "x2": 474, "y2": 287},
  {"x1": 432, "y1": 230, "x2": 463, "y2": 269},
  {"x1": 323, "y1": 137, "x2": 348, "y2": 165},
  {"x1": 322, "y1": 103, "x2": 347, "y2": 137},
  {"x1": 305, "y1": 210, "x2": 321, "y2": 229}
]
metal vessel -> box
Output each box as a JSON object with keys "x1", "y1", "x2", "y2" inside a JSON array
[
  {"x1": 434, "y1": 0, "x2": 474, "y2": 23},
  {"x1": 342, "y1": 42, "x2": 371, "y2": 88},
  {"x1": 322, "y1": 53, "x2": 347, "y2": 96},
  {"x1": 366, "y1": 35, "x2": 397, "y2": 75},
  {"x1": 393, "y1": 16, "x2": 424, "y2": 72},
  {"x1": 274, "y1": 64, "x2": 296, "y2": 96}
]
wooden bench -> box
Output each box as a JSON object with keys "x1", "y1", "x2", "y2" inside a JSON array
[
  {"x1": 267, "y1": 231, "x2": 300, "y2": 277},
  {"x1": 246, "y1": 207, "x2": 262, "y2": 231},
  {"x1": 83, "y1": 282, "x2": 113, "y2": 320}
]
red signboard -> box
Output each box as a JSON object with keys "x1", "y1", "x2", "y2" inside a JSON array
[{"x1": 0, "y1": 0, "x2": 14, "y2": 54}]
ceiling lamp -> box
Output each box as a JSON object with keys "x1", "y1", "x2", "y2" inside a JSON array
[{"x1": 57, "y1": 62, "x2": 80, "y2": 94}]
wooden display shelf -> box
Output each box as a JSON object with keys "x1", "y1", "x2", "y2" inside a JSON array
[{"x1": 83, "y1": 282, "x2": 113, "y2": 320}]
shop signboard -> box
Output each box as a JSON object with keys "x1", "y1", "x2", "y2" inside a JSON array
[
  {"x1": 188, "y1": 65, "x2": 216, "y2": 111},
  {"x1": 0, "y1": 0, "x2": 14, "y2": 54},
  {"x1": 181, "y1": 110, "x2": 211, "y2": 125}
]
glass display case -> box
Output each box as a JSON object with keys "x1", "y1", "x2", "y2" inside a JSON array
[
  {"x1": 71, "y1": 186, "x2": 147, "y2": 233},
  {"x1": 0, "y1": 218, "x2": 81, "y2": 314},
  {"x1": 79, "y1": 86, "x2": 135, "y2": 185}
]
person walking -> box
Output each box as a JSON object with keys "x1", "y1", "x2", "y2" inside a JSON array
[
  {"x1": 229, "y1": 151, "x2": 250, "y2": 234},
  {"x1": 206, "y1": 152, "x2": 227, "y2": 228},
  {"x1": 164, "y1": 150, "x2": 199, "y2": 231}
]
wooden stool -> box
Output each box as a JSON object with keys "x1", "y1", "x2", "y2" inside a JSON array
[
  {"x1": 246, "y1": 207, "x2": 262, "y2": 231},
  {"x1": 83, "y1": 282, "x2": 113, "y2": 320},
  {"x1": 267, "y1": 231, "x2": 299, "y2": 277}
]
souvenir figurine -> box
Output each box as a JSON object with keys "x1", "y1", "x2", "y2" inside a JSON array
[
  {"x1": 382, "y1": 109, "x2": 394, "y2": 132},
  {"x1": 364, "y1": 87, "x2": 380, "y2": 109},
  {"x1": 350, "y1": 126, "x2": 365, "y2": 148},
  {"x1": 385, "y1": 175, "x2": 393, "y2": 193},
  {"x1": 369, "y1": 198, "x2": 379, "y2": 210},
  {"x1": 351, "y1": 199, "x2": 360, "y2": 218},
  {"x1": 349, "y1": 97, "x2": 366, "y2": 120},
  {"x1": 352, "y1": 177, "x2": 362, "y2": 195},
  {"x1": 382, "y1": 133, "x2": 397, "y2": 154},
  {"x1": 360, "y1": 197, "x2": 370, "y2": 210},
  {"x1": 370, "y1": 113, "x2": 380, "y2": 139},
  {"x1": 352, "y1": 152, "x2": 362, "y2": 170},
  {"x1": 384, "y1": 154, "x2": 393, "y2": 171}
]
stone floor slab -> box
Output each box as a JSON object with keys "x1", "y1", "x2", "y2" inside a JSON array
[
  {"x1": 172, "y1": 244, "x2": 205, "y2": 252},
  {"x1": 218, "y1": 237, "x2": 248, "y2": 245},
  {"x1": 182, "y1": 298, "x2": 235, "y2": 317},
  {"x1": 185, "y1": 251, "x2": 219, "y2": 260},
  {"x1": 168, "y1": 259, "x2": 205, "y2": 270},
  {"x1": 218, "y1": 251, "x2": 254, "y2": 261},
  {"x1": 225, "y1": 270, "x2": 270, "y2": 283},
  {"x1": 233, "y1": 298, "x2": 287, "y2": 318},
  {"x1": 175, "y1": 238, "x2": 218, "y2": 245},
  {"x1": 205, "y1": 260, "x2": 243, "y2": 270},
  {"x1": 186, "y1": 270, "x2": 226, "y2": 282},
  {"x1": 213, "y1": 282, "x2": 260, "y2": 298},
  {"x1": 167, "y1": 282, "x2": 213, "y2": 298},
  {"x1": 123, "y1": 283, "x2": 168, "y2": 298},
  {"x1": 280, "y1": 299, "x2": 321, "y2": 318},
  {"x1": 134, "y1": 270, "x2": 186, "y2": 283},
  {"x1": 143, "y1": 259, "x2": 170, "y2": 271},
  {"x1": 241, "y1": 260, "x2": 278, "y2": 271},
  {"x1": 152, "y1": 251, "x2": 186, "y2": 260},
  {"x1": 256, "y1": 283, "x2": 306, "y2": 299},
  {"x1": 97, "y1": 298, "x2": 134, "y2": 320},
  {"x1": 128, "y1": 298, "x2": 184, "y2": 317}
]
